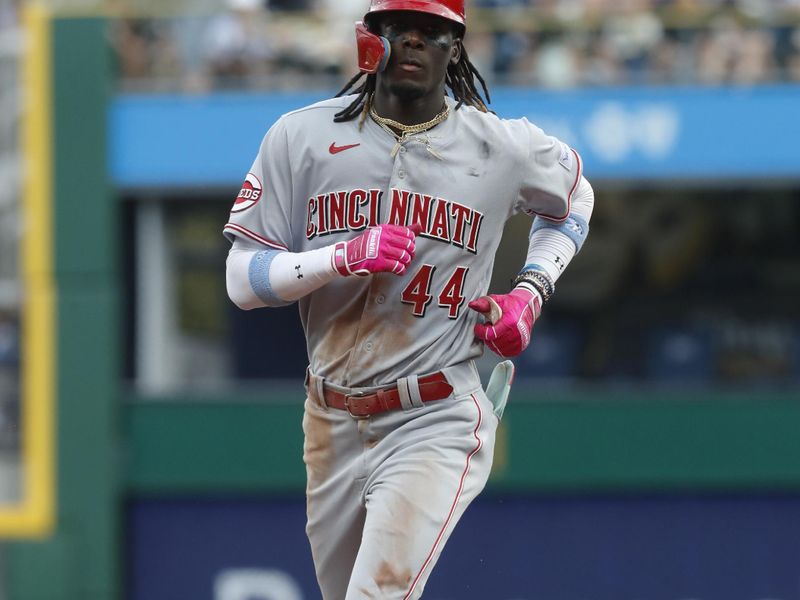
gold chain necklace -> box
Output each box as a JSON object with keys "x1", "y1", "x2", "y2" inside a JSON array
[{"x1": 370, "y1": 101, "x2": 450, "y2": 158}]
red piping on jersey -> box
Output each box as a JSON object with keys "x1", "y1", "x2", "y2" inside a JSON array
[
  {"x1": 223, "y1": 223, "x2": 288, "y2": 251},
  {"x1": 404, "y1": 394, "x2": 484, "y2": 600},
  {"x1": 533, "y1": 148, "x2": 582, "y2": 223},
  {"x1": 564, "y1": 149, "x2": 583, "y2": 214}
]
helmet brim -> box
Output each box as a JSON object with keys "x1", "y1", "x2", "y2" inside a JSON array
[{"x1": 365, "y1": 0, "x2": 465, "y2": 30}]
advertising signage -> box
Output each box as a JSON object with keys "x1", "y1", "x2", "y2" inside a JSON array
[{"x1": 128, "y1": 494, "x2": 800, "y2": 600}]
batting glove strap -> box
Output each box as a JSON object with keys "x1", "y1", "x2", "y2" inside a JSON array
[{"x1": 332, "y1": 242, "x2": 352, "y2": 277}]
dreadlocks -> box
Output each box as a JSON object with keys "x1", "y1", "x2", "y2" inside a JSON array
[{"x1": 333, "y1": 46, "x2": 491, "y2": 125}]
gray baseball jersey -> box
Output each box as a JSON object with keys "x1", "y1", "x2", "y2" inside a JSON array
[
  {"x1": 225, "y1": 94, "x2": 581, "y2": 599},
  {"x1": 225, "y1": 95, "x2": 581, "y2": 388}
]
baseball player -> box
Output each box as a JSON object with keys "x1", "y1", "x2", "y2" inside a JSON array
[{"x1": 224, "y1": 0, "x2": 594, "y2": 597}]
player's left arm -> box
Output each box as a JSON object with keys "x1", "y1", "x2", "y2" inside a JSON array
[{"x1": 470, "y1": 175, "x2": 594, "y2": 358}]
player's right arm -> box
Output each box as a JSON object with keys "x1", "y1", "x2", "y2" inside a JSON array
[
  {"x1": 224, "y1": 116, "x2": 420, "y2": 310},
  {"x1": 226, "y1": 224, "x2": 420, "y2": 310}
]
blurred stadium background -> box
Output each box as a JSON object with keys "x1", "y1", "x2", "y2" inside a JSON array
[{"x1": 1, "y1": 0, "x2": 800, "y2": 599}]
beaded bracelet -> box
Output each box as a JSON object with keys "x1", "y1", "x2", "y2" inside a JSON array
[{"x1": 512, "y1": 270, "x2": 555, "y2": 304}]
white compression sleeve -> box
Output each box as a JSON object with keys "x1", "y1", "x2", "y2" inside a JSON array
[
  {"x1": 227, "y1": 246, "x2": 266, "y2": 310},
  {"x1": 524, "y1": 175, "x2": 595, "y2": 283},
  {"x1": 226, "y1": 239, "x2": 338, "y2": 309},
  {"x1": 268, "y1": 246, "x2": 338, "y2": 301}
]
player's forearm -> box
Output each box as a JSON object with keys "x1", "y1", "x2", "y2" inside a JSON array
[
  {"x1": 227, "y1": 224, "x2": 419, "y2": 309},
  {"x1": 522, "y1": 175, "x2": 594, "y2": 284},
  {"x1": 226, "y1": 244, "x2": 338, "y2": 309}
]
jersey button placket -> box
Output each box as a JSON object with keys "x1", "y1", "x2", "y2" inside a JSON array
[
  {"x1": 391, "y1": 144, "x2": 407, "y2": 186},
  {"x1": 350, "y1": 280, "x2": 384, "y2": 371}
]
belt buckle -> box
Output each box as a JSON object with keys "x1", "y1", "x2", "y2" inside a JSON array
[{"x1": 344, "y1": 389, "x2": 370, "y2": 420}]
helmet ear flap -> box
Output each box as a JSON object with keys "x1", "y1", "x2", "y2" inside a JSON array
[{"x1": 355, "y1": 21, "x2": 391, "y2": 74}]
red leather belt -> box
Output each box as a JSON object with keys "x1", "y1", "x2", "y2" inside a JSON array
[{"x1": 323, "y1": 372, "x2": 453, "y2": 418}]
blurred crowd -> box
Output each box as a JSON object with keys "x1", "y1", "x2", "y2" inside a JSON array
[
  {"x1": 0, "y1": 0, "x2": 19, "y2": 451},
  {"x1": 0, "y1": 0, "x2": 20, "y2": 310},
  {"x1": 109, "y1": 0, "x2": 800, "y2": 91}
]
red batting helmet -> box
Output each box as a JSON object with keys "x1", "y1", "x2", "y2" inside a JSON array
[
  {"x1": 356, "y1": 0, "x2": 466, "y2": 74},
  {"x1": 365, "y1": 0, "x2": 466, "y2": 30}
]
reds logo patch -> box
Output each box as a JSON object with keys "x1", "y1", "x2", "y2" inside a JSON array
[{"x1": 231, "y1": 173, "x2": 263, "y2": 213}]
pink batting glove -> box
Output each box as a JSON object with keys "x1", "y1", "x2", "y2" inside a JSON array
[
  {"x1": 468, "y1": 287, "x2": 542, "y2": 358},
  {"x1": 333, "y1": 223, "x2": 422, "y2": 277}
]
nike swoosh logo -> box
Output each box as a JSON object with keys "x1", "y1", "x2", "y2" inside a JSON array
[{"x1": 329, "y1": 142, "x2": 360, "y2": 155}]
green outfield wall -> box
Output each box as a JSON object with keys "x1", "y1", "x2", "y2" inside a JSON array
[{"x1": 124, "y1": 390, "x2": 800, "y2": 496}]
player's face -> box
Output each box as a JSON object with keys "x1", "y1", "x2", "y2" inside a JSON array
[{"x1": 373, "y1": 11, "x2": 462, "y2": 102}]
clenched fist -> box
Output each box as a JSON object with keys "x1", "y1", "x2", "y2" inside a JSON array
[
  {"x1": 469, "y1": 287, "x2": 542, "y2": 358},
  {"x1": 334, "y1": 223, "x2": 422, "y2": 277}
]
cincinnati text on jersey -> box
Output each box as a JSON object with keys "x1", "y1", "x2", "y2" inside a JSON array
[{"x1": 306, "y1": 188, "x2": 484, "y2": 254}]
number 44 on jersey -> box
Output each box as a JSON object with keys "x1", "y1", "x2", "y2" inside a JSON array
[{"x1": 401, "y1": 265, "x2": 470, "y2": 319}]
